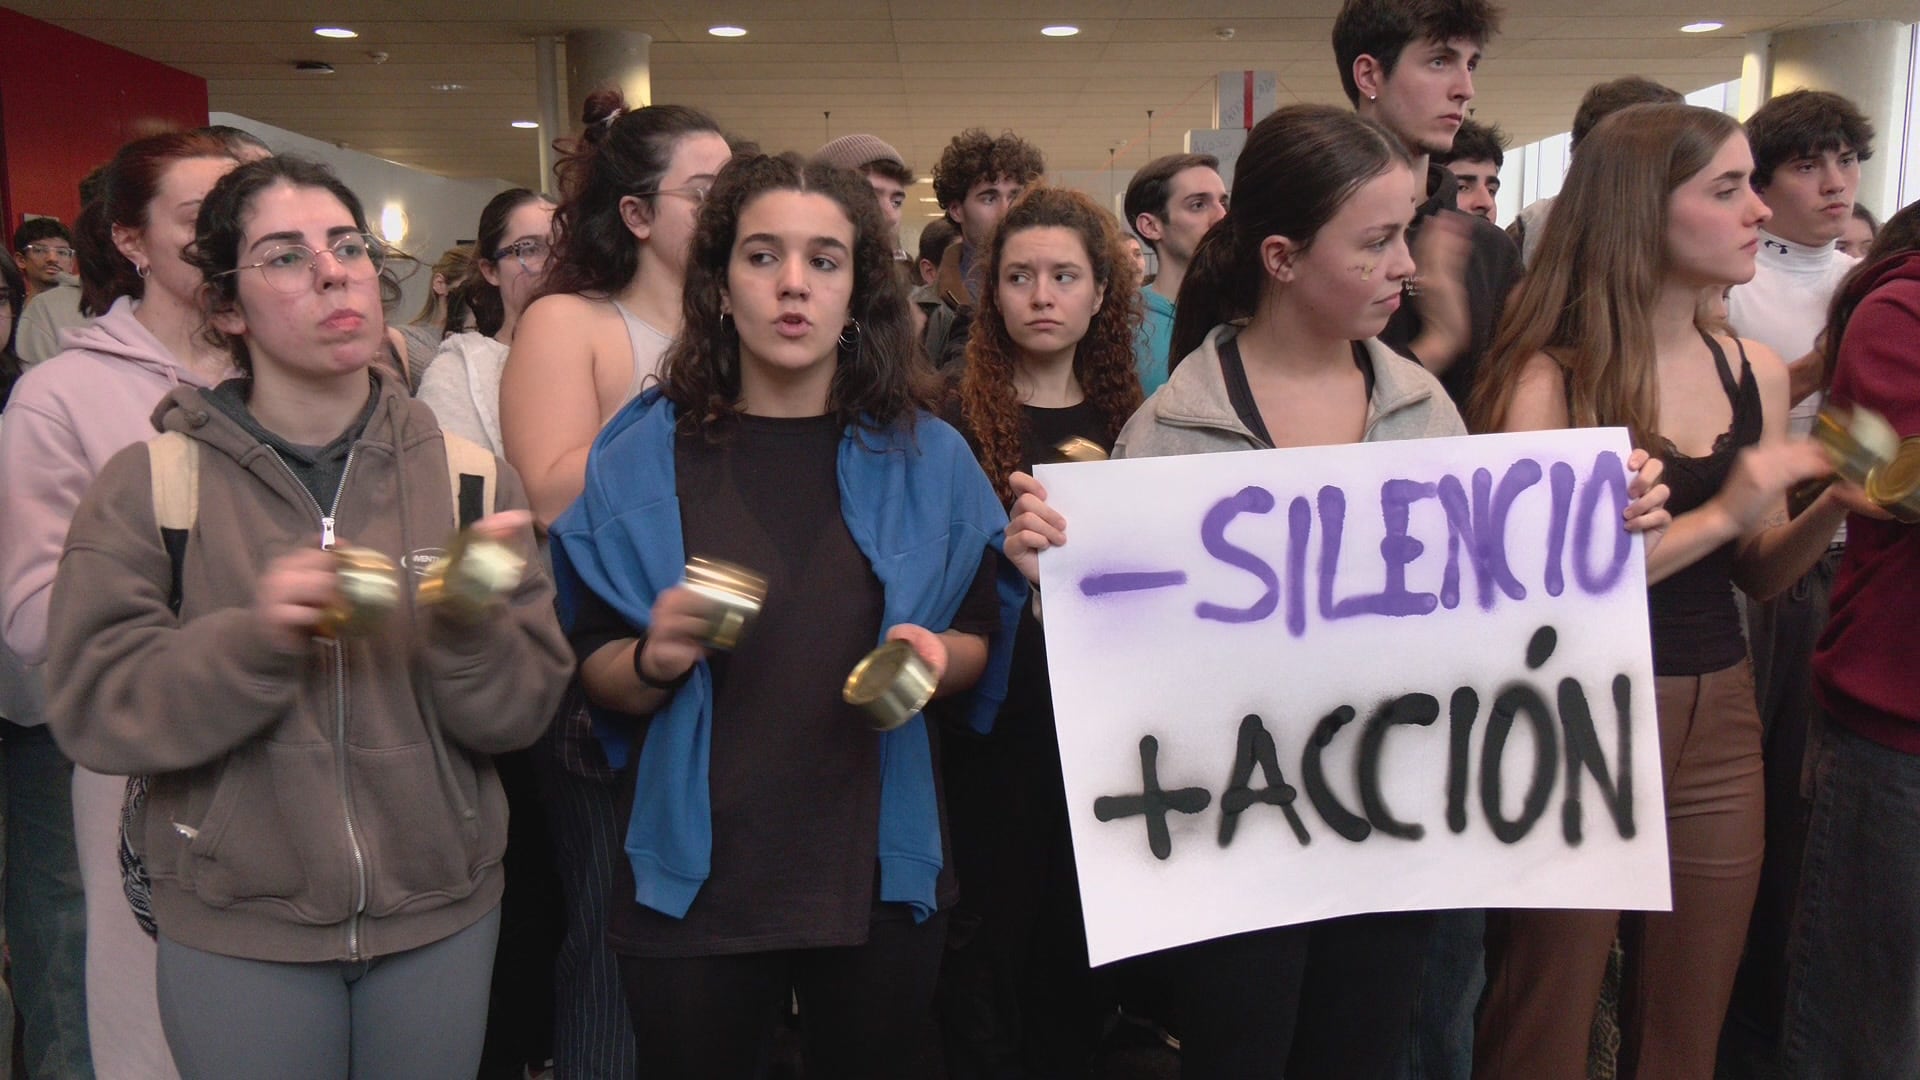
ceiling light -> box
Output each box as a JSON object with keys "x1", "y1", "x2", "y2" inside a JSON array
[
  {"x1": 511, "y1": 120, "x2": 540, "y2": 129},
  {"x1": 1680, "y1": 20, "x2": 1724, "y2": 32},
  {"x1": 313, "y1": 26, "x2": 358, "y2": 39},
  {"x1": 293, "y1": 61, "x2": 336, "y2": 74},
  {"x1": 431, "y1": 82, "x2": 466, "y2": 92},
  {"x1": 708, "y1": 25, "x2": 748, "y2": 37},
  {"x1": 918, "y1": 197, "x2": 939, "y2": 203},
  {"x1": 1041, "y1": 25, "x2": 1080, "y2": 37}
]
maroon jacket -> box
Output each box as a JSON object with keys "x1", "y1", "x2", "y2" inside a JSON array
[{"x1": 1815, "y1": 252, "x2": 1920, "y2": 752}]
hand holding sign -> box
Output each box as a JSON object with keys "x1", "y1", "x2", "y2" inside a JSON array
[
  {"x1": 1005, "y1": 470, "x2": 1066, "y2": 586},
  {"x1": 1036, "y1": 428, "x2": 1672, "y2": 965}
]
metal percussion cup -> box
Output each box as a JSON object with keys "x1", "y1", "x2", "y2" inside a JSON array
[
  {"x1": 1866, "y1": 437, "x2": 1920, "y2": 524},
  {"x1": 1814, "y1": 402, "x2": 1898, "y2": 487},
  {"x1": 682, "y1": 557, "x2": 768, "y2": 651},
  {"x1": 417, "y1": 529, "x2": 527, "y2": 622},
  {"x1": 1052, "y1": 436, "x2": 1109, "y2": 464},
  {"x1": 317, "y1": 544, "x2": 400, "y2": 638},
  {"x1": 843, "y1": 639, "x2": 938, "y2": 732}
]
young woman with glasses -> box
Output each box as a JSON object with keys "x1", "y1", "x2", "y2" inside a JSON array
[
  {"x1": 418, "y1": 188, "x2": 555, "y2": 457},
  {"x1": 42, "y1": 154, "x2": 571, "y2": 1078},
  {"x1": 494, "y1": 94, "x2": 742, "y2": 1079}
]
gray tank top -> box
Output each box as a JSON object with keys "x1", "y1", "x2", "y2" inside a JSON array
[{"x1": 612, "y1": 301, "x2": 672, "y2": 408}]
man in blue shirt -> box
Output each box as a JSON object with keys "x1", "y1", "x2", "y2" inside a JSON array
[{"x1": 1124, "y1": 153, "x2": 1227, "y2": 394}]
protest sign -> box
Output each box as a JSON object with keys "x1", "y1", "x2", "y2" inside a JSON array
[{"x1": 1035, "y1": 428, "x2": 1670, "y2": 965}]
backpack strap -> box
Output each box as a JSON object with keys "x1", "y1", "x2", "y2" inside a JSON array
[
  {"x1": 147, "y1": 432, "x2": 199, "y2": 616},
  {"x1": 441, "y1": 433, "x2": 497, "y2": 530}
]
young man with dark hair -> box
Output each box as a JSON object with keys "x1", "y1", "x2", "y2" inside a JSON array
[
  {"x1": 1332, "y1": 0, "x2": 1519, "y2": 412},
  {"x1": 1719, "y1": 88, "x2": 1876, "y2": 1077},
  {"x1": 16, "y1": 171, "x2": 106, "y2": 368},
  {"x1": 1434, "y1": 119, "x2": 1506, "y2": 223},
  {"x1": 1508, "y1": 76, "x2": 1683, "y2": 264},
  {"x1": 11, "y1": 220, "x2": 74, "y2": 301},
  {"x1": 916, "y1": 217, "x2": 957, "y2": 290},
  {"x1": 815, "y1": 133, "x2": 915, "y2": 260},
  {"x1": 924, "y1": 128, "x2": 1046, "y2": 367},
  {"x1": 1123, "y1": 152, "x2": 1227, "y2": 392}
]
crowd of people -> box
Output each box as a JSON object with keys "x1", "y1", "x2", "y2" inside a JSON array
[{"x1": 0, "y1": 0, "x2": 1914, "y2": 1078}]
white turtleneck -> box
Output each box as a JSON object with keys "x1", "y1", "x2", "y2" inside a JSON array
[{"x1": 1726, "y1": 228, "x2": 1857, "y2": 437}]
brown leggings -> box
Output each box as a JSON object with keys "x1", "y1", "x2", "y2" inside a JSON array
[{"x1": 1475, "y1": 663, "x2": 1764, "y2": 1080}]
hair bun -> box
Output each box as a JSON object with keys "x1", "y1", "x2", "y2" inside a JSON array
[{"x1": 580, "y1": 88, "x2": 627, "y2": 143}]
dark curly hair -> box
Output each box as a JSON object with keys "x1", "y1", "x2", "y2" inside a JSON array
[
  {"x1": 542, "y1": 92, "x2": 736, "y2": 300},
  {"x1": 959, "y1": 186, "x2": 1143, "y2": 503},
  {"x1": 188, "y1": 155, "x2": 401, "y2": 374},
  {"x1": 931, "y1": 129, "x2": 1046, "y2": 211},
  {"x1": 659, "y1": 151, "x2": 933, "y2": 437},
  {"x1": 1745, "y1": 89, "x2": 1875, "y2": 190}
]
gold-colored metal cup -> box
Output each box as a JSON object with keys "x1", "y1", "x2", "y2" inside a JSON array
[
  {"x1": 843, "y1": 639, "x2": 938, "y2": 732},
  {"x1": 1052, "y1": 436, "x2": 1109, "y2": 464},
  {"x1": 1814, "y1": 403, "x2": 1898, "y2": 488},
  {"x1": 317, "y1": 544, "x2": 400, "y2": 638},
  {"x1": 418, "y1": 529, "x2": 527, "y2": 622},
  {"x1": 682, "y1": 557, "x2": 767, "y2": 651},
  {"x1": 1866, "y1": 437, "x2": 1920, "y2": 524}
]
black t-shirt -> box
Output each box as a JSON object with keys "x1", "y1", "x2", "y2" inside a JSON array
[
  {"x1": 204, "y1": 375, "x2": 379, "y2": 511},
  {"x1": 567, "y1": 413, "x2": 1001, "y2": 957},
  {"x1": 1216, "y1": 336, "x2": 1375, "y2": 448}
]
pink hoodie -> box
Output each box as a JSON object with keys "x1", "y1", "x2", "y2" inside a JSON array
[{"x1": 0, "y1": 297, "x2": 236, "y2": 681}]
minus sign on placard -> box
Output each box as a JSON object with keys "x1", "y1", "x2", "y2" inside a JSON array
[{"x1": 1078, "y1": 570, "x2": 1189, "y2": 597}]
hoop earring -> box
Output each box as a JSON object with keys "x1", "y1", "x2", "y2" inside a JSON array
[
  {"x1": 136, "y1": 263, "x2": 151, "y2": 279},
  {"x1": 719, "y1": 311, "x2": 735, "y2": 335},
  {"x1": 838, "y1": 318, "x2": 861, "y2": 351}
]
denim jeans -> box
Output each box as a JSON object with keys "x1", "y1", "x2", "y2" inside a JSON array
[
  {"x1": 1, "y1": 720, "x2": 94, "y2": 1078},
  {"x1": 1782, "y1": 719, "x2": 1920, "y2": 1077},
  {"x1": 1397, "y1": 909, "x2": 1484, "y2": 1080}
]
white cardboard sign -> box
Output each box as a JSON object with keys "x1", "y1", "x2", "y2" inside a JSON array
[{"x1": 1035, "y1": 429, "x2": 1671, "y2": 966}]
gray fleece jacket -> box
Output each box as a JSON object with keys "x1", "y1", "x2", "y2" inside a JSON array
[{"x1": 1114, "y1": 324, "x2": 1467, "y2": 460}]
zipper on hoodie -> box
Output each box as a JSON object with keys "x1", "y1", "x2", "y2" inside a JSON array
[{"x1": 268, "y1": 447, "x2": 369, "y2": 961}]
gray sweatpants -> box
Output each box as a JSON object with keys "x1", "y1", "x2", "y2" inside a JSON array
[{"x1": 155, "y1": 905, "x2": 500, "y2": 1079}]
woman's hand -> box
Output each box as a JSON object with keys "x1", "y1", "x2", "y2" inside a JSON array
[
  {"x1": 635, "y1": 585, "x2": 713, "y2": 685},
  {"x1": 884, "y1": 623, "x2": 951, "y2": 685},
  {"x1": 1712, "y1": 440, "x2": 1834, "y2": 535},
  {"x1": 1623, "y1": 449, "x2": 1673, "y2": 555},
  {"x1": 1004, "y1": 470, "x2": 1067, "y2": 586},
  {"x1": 254, "y1": 547, "x2": 339, "y2": 652}
]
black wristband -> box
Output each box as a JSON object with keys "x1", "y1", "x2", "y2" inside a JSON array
[{"x1": 632, "y1": 634, "x2": 693, "y2": 692}]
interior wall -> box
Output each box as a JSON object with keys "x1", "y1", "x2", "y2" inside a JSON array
[
  {"x1": 0, "y1": 7, "x2": 208, "y2": 243},
  {"x1": 210, "y1": 112, "x2": 514, "y2": 323}
]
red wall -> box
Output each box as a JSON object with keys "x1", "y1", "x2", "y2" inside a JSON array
[{"x1": 0, "y1": 7, "x2": 208, "y2": 245}]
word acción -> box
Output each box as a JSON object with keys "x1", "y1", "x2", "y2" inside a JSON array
[
  {"x1": 1079, "y1": 450, "x2": 1635, "y2": 636},
  {"x1": 1094, "y1": 627, "x2": 1636, "y2": 860}
]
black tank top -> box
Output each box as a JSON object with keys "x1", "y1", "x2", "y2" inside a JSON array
[{"x1": 1647, "y1": 332, "x2": 1762, "y2": 676}]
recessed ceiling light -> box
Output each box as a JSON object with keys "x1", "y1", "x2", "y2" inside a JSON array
[
  {"x1": 511, "y1": 120, "x2": 540, "y2": 129},
  {"x1": 431, "y1": 82, "x2": 466, "y2": 92},
  {"x1": 918, "y1": 197, "x2": 939, "y2": 203},
  {"x1": 313, "y1": 26, "x2": 358, "y2": 39},
  {"x1": 1041, "y1": 25, "x2": 1080, "y2": 37},
  {"x1": 293, "y1": 60, "x2": 336, "y2": 74},
  {"x1": 1680, "y1": 20, "x2": 1724, "y2": 32},
  {"x1": 708, "y1": 25, "x2": 748, "y2": 37}
]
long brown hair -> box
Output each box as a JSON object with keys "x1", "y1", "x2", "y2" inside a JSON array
[
  {"x1": 959, "y1": 186, "x2": 1143, "y2": 503},
  {"x1": 1469, "y1": 103, "x2": 1743, "y2": 446}
]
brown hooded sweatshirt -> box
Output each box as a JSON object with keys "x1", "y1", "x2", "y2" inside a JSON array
[{"x1": 44, "y1": 368, "x2": 572, "y2": 963}]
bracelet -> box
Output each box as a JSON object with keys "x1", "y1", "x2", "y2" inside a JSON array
[{"x1": 631, "y1": 634, "x2": 693, "y2": 692}]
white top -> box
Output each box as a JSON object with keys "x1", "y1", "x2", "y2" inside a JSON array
[
  {"x1": 416, "y1": 331, "x2": 509, "y2": 456},
  {"x1": 1726, "y1": 229, "x2": 1857, "y2": 439},
  {"x1": 614, "y1": 301, "x2": 673, "y2": 406}
]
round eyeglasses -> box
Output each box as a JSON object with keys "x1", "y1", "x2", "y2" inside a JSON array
[
  {"x1": 215, "y1": 233, "x2": 385, "y2": 295},
  {"x1": 492, "y1": 238, "x2": 551, "y2": 273}
]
